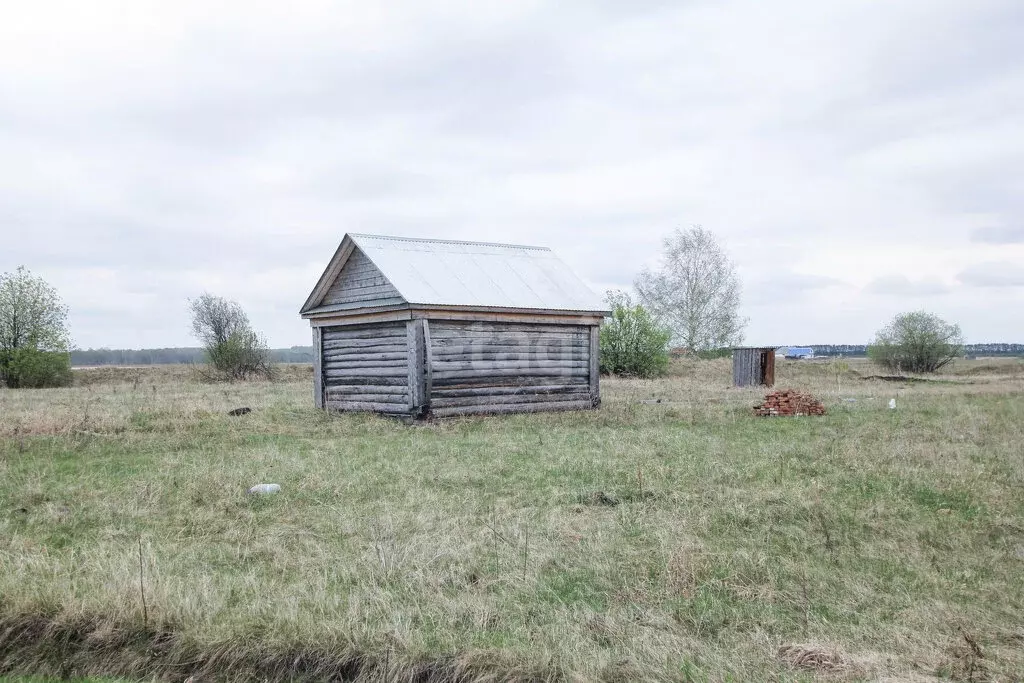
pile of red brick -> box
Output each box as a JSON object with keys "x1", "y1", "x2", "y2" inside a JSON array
[{"x1": 753, "y1": 389, "x2": 826, "y2": 417}]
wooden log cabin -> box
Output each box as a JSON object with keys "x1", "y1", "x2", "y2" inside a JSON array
[{"x1": 300, "y1": 234, "x2": 609, "y2": 418}]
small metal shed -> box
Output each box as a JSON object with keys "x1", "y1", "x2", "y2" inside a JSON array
[
  {"x1": 300, "y1": 234, "x2": 609, "y2": 418},
  {"x1": 732, "y1": 347, "x2": 776, "y2": 388}
]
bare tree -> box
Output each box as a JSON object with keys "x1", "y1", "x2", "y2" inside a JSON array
[
  {"x1": 635, "y1": 226, "x2": 746, "y2": 351},
  {"x1": 189, "y1": 294, "x2": 249, "y2": 348},
  {"x1": 189, "y1": 293, "x2": 274, "y2": 380}
]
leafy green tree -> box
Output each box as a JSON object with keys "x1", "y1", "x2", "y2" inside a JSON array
[
  {"x1": 0, "y1": 266, "x2": 72, "y2": 388},
  {"x1": 189, "y1": 293, "x2": 274, "y2": 380},
  {"x1": 599, "y1": 290, "x2": 671, "y2": 378},
  {"x1": 868, "y1": 311, "x2": 964, "y2": 374}
]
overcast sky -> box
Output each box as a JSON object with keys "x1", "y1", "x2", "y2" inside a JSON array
[{"x1": 2, "y1": 0, "x2": 1022, "y2": 348}]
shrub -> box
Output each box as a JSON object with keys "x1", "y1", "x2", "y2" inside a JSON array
[
  {"x1": 205, "y1": 329, "x2": 275, "y2": 381},
  {"x1": 189, "y1": 293, "x2": 274, "y2": 381},
  {"x1": 599, "y1": 291, "x2": 671, "y2": 378},
  {"x1": 0, "y1": 348, "x2": 73, "y2": 388},
  {"x1": 868, "y1": 311, "x2": 964, "y2": 374}
]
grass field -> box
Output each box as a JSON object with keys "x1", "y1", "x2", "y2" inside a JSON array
[{"x1": 1, "y1": 358, "x2": 1022, "y2": 682}]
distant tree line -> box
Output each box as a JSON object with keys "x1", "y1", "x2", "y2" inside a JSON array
[
  {"x1": 71, "y1": 346, "x2": 314, "y2": 366},
  {"x1": 793, "y1": 343, "x2": 1023, "y2": 358}
]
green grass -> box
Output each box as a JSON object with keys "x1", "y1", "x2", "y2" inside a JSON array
[{"x1": 0, "y1": 359, "x2": 1022, "y2": 681}]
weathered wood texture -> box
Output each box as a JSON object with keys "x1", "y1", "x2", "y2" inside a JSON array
[
  {"x1": 322, "y1": 322, "x2": 411, "y2": 413},
  {"x1": 312, "y1": 326, "x2": 324, "y2": 409},
  {"x1": 321, "y1": 248, "x2": 404, "y2": 308},
  {"x1": 407, "y1": 319, "x2": 427, "y2": 414},
  {"x1": 426, "y1": 320, "x2": 599, "y2": 416},
  {"x1": 733, "y1": 347, "x2": 776, "y2": 388},
  {"x1": 318, "y1": 319, "x2": 602, "y2": 417}
]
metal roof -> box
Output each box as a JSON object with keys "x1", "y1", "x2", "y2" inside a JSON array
[{"x1": 340, "y1": 234, "x2": 607, "y2": 313}]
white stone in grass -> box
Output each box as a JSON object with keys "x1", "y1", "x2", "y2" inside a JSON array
[
  {"x1": 248, "y1": 483, "x2": 281, "y2": 495},
  {"x1": 888, "y1": 398, "x2": 897, "y2": 410}
]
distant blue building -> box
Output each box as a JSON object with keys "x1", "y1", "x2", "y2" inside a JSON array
[{"x1": 782, "y1": 347, "x2": 815, "y2": 359}]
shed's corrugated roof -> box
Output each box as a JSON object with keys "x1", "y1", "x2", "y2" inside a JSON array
[{"x1": 334, "y1": 234, "x2": 607, "y2": 313}]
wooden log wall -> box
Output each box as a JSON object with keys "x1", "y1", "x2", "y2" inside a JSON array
[
  {"x1": 427, "y1": 321, "x2": 597, "y2": 418},
  {"x1": 321, "y1": 321, "x2": 411, "y2": 414}
]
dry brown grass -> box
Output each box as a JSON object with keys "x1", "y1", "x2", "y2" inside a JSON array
[{"x1": 0, "y1": 357, "x2": 1022, "y2": 681}]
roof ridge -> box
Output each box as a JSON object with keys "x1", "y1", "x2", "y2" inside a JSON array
[{"x1": 349, "y1": 233, "x2": 551, "y2": 251}]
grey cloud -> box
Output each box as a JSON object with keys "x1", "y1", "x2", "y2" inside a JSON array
[
  {"x1": 865, "y1": 275, "x2": 951, "y2": 297},
  {"x1": 744, "y1": 272, "x2": 849, "y2": 306},
  {"x1": 957, "y1": 262, "x2": 1024, "y2": 287},
  {"x1": 3, "y1": 1, "x2": 1024, "y2": 347},
  {"x1": 971, "y1": 226, "x2": 1024, "y2": 244}
]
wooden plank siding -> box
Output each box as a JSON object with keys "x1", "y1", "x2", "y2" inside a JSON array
[
  {"x1": 321, "y1": 249, "x2": 404, "y2": 309},
  {"x1": 732, "y1": 347, "x2": 776, "y2": 388}
]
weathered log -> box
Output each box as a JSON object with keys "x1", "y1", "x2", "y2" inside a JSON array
[
  {"x1": 323, "y1": 327, "x2": 405, "y2": 341},
  {"x1": 325, "y1": 367, "x2": 407, "y2": 378},
  {"x1": 323, "y1": 352, "x2": 407, "y2": 363},
  {"x1": 430, "y1": 340, "x2": 585, "y2": 350},
  {"x1": 432, "y1": 367, "x2": 587, "y2": 380},
  {"x1": 328, "y1": 385, "x2": 407, "y2": 395},
  {"x1": 430, "y1": 325, "x2": 589, "y2": 337},
  {"x1": 321, "y1": 339, "x2": 405, "y2": 352},
  {"x1": 326, "y1": 401, "x2": 411, "y2": 413},
  {"x1": 324, "y1": 392, "x2": 408, "y2": 404},
  {"x1": 431, "y1": 384, "x2": 586, "y2": 397},
  {"x1": 431, "y1": 399, "x2": 593, "y2": 418},
  {"x1": 324, "y1": 376, "x2": 408, "y2": 387},
  {"x1": 429, "y1": 348, "x2": 589, "y2": 360},
  {"x1": 431, "y1": 391, "x2": 590, "y2": 408},
  {"x1": 431, "y1": 360, "x2": 588, "y2": 372},
  {"x1": 324, "y1": 360, "x2": 409, "y2": 370},
  {"x1": 431, "y1": 334, "x2": 587, "y2": 347},
  {"x1": 432, "y1": 375, "x2": 589, "y2": 388}
]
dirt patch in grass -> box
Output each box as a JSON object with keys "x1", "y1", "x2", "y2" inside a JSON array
[{"x1": 777, "y1": 644, "x2": 850, "y2": 674}]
